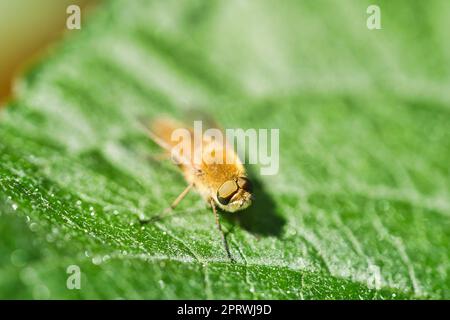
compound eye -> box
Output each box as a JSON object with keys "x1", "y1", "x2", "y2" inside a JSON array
[
  {"x1": 237, "y1": 177, "x2": 252, "y2": 192},
  {"x1": 217, "y1": 180, "x2": 238, "y2": 205}
]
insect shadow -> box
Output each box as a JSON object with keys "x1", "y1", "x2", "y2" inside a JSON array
[{"x1": 223, "y1": 166, "x2": 286, "y2": 237}]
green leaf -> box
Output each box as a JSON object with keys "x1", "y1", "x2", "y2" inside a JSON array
[{"x1": 1, "y1": 0, "x2": 449, "y2": 299}]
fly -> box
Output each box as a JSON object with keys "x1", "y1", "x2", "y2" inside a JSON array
[{"x1": 139, "y1": 117, "x2": 254, "y2": 261}]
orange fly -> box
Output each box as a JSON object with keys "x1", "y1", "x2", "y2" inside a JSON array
[{"x1": 139, "y1": 117, "x2": 253, "y2": 261}]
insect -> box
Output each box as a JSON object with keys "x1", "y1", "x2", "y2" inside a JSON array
[{"x1": 139, "y1": 116, "x2": 254, "y2": 261}]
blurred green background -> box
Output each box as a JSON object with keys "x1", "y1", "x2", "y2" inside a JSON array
[{"x1": 0, "y1": 0, "x2": 449, "y2": 299}]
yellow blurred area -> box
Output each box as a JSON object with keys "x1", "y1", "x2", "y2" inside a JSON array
[{"x1": 0, "y1": 0, "x2": 98, "y2": 105}]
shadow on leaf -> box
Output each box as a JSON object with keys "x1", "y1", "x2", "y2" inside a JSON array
[{"x1": 224, "y1": 167, "x2": 285, "y2": 237}]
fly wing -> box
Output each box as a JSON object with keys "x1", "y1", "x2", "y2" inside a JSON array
[
  {"x1": 137, "y1": 117, "x2": 195, "y2": 167},
  {"x1": 184, "y1": 108, "x2": 222, "y2": 131},
  {"x1": 138, "y1": 113, "x2": 244, "y2": 175},
  {"x1": 184, "y1": 109, "x2": 243, "y2": 166}
]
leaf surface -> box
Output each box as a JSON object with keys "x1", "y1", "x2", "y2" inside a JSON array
[{"x1": 0, "y1": 0, "x2": 449, "y2": 299}]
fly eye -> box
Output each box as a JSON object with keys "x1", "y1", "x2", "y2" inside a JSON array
[
  {"x1": 217, "y1": 180, "x2": 238, "y2": 205},
  {"x1": 237, "y1": 177, "x2": 252, "y2": 192}
]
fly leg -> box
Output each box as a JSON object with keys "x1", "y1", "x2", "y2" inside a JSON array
[
  {"x1": 140, "y1": 182, "x2": 194, "y2": 223},
  {"x1": 210, "y1": 199, "x2": 235, "y2": 262}
]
